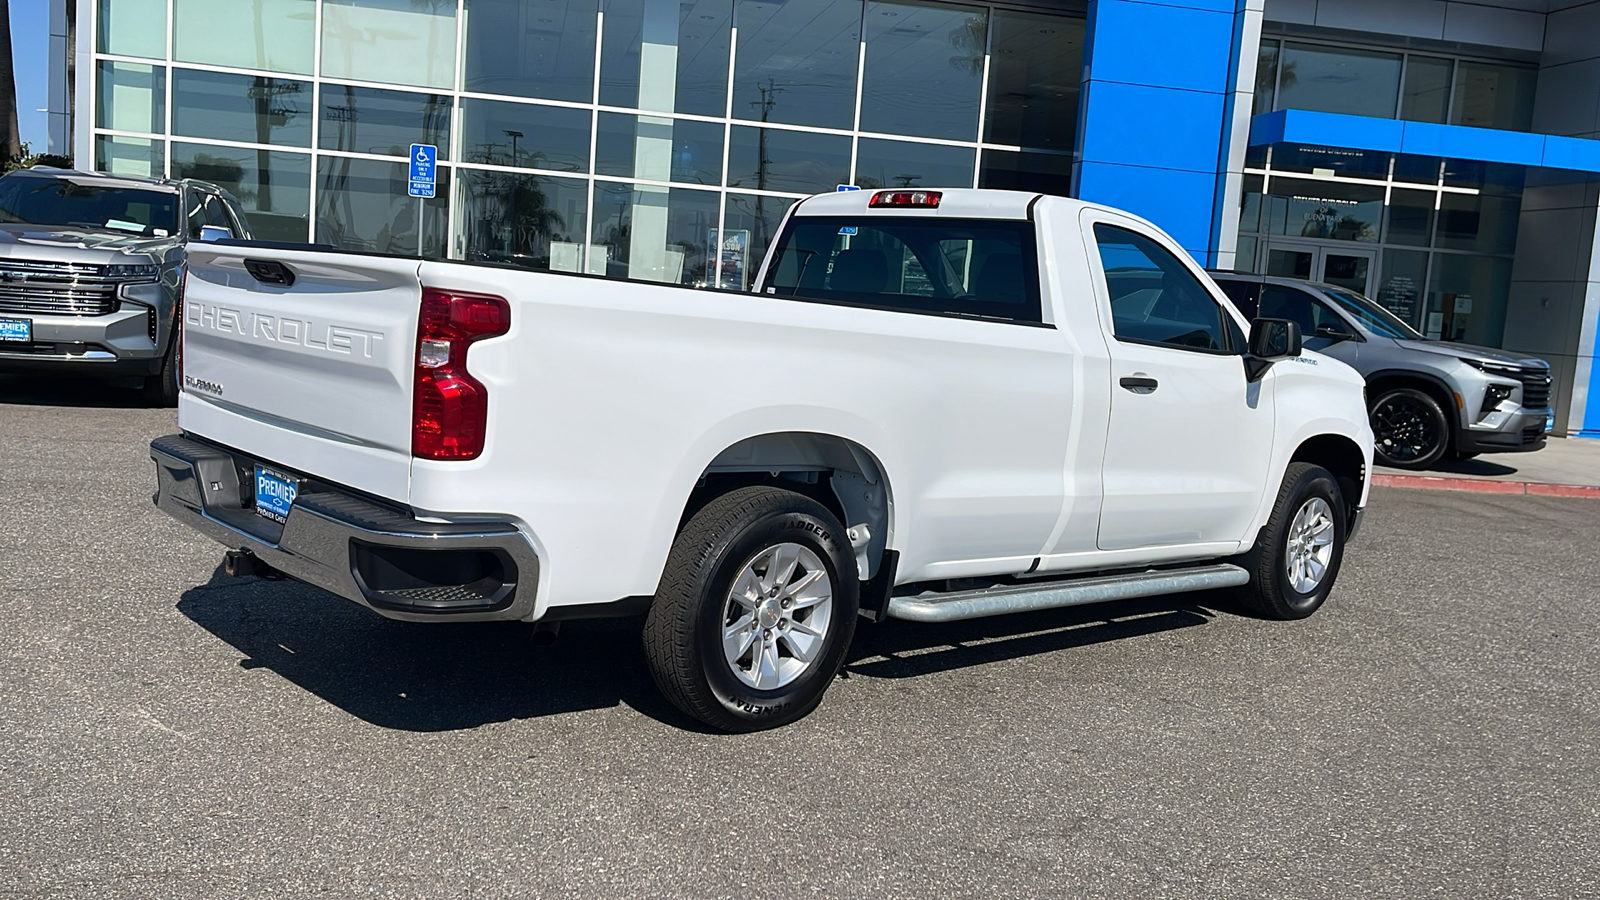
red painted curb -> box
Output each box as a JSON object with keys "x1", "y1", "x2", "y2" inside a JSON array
[{"x1": 1372, "y1": 473, "x2": 1600, "y2": 499}]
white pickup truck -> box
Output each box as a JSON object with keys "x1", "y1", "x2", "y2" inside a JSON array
[{"x1": 152, "y1": 189, "x2": 1374, "y2": 731}]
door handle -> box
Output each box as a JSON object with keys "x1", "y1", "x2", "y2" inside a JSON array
[{"x1": 1119, "y1": 375, "x2": 1159, "y2": 394}]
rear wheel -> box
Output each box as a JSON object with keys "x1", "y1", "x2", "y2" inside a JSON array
[
  {"x1": 1237, "y1": 462, "x2": 1346, "y2": 620},
  {"x1": 643, "y1": 486, "x2": 859, "y2": 732},
  {"x1": 1370, "y1": 387, "x2": 1448, "y2": 469}
]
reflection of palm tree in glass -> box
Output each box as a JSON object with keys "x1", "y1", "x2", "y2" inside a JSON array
[{"x1": 947, "y1": 16, "x2": 986, "y2": 77}]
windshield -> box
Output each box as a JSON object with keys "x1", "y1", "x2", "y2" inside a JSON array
[
  {"x1": 1321, "y1": 286, "x2": 1424, "y2": 340},
  {"x1": 0, "y1": 175, "x2": 179, "y2": 237}
]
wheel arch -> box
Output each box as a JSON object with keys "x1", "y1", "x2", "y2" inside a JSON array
[
  {"x1": 1289, "y1": 433, "x2": 1367, "y2": 523},
  {"x1": 1366, "y1": 369, "x2": 1460, "y2": 428},
  {"x1": 685, "y1": 432, "x2": 894, "y2": 581}
]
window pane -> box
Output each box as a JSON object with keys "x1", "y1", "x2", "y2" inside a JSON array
[
  {"x1": 854, "y1": 138, "x2": 973, "y2": 190},
  {"x1": 315, "y1": 156, "x2": 450, "y2": 256},
  {"x1": 720, "y1": 193, "x2": 794, "y2": 289},
  {"x1": 1442, "y1": 160, "x2": 1524, "y2": 194},
  {"x1": 97, "y1": 61, "x2": 165, "y2": 134},
  {"x1": 1234, "y1": 235, "x2": 1257, "y2": 273},
  {"x1": 1253, "y1": 40, "x2": 1279, "y2": 115},
  {"x1": 174, "y1": 0, "x2": 316, "y2": 74},
  {"x1": 459, "y1": 99, "x2": 590, "y2": 172},
  {"x1": 172, "y1": 70, "x2": 312, "y2": 148},
  {"x1": 94, "y1": 135, "x2": 166, "y2": 179},
  {"x1": 860, "y1": 0, "x2": 986, "y2": 141},
  {"x1": 99, "y1": 0, "x2": 166, "y2": 59},
  {"x1": 1376, "y1": 249, "x2": 1427, "y2": 328},
  {"x1": 596, "y1": 113, "x2": 724, "y2": 185},
  {"x1": 1393, "y1": 154, "x2": 1440, "y2": 184},
  {"x1": 1239, "y1": 174, "x2": 1263, "y2": 233},
  {"x1": 1277, "y1": 43, "x2": 1402, "y2": 119},
  {"x1": 455, "y1": 170, "x2": 590, "y2": 270},
  {"x1": 1386, "y1": 188, "x2": 1434, "y2": 246},
  {"x1": 463, "y1": 0, "x2": 598, "y2": 103},
  {"x1": 764, "y1": 216, "x2": 1041, "y2": 322},
  {"x1": 1262, "y1": 177, "x2": 1383, "y2": 242},
  {"x1": 172, "y1": 142, "x2": 312, "y2": 242},
  {"x1": 1093, "y1": 224, "x2": 1224, "y2": 351},
  {"x1": 1451, "y1": 62, "x2": 1536, "y2": 132},
  {"x1": 727, "y1": 126, "x2": 851, "y2": 194},
  {"x1": 1426, "y1": 253, "x2": 1512, "y2": 345},
  {"x1": 590, "y1": 183, "x2": 719, "y2": 285},
  {"x1": 733, "y1": 0, "x2": 861, "y2": 131},
  {"x1": 1271, "y1": 144, "x2": 1389, "y2": 179},
  {"x1": 600, "y1": 0, "x2": 733, "y2": 117},
  {"x1": 1437, "y1": 194, "x2": 1521, "y2": 255},
  {"x1": 977, "y1": 150, "x2": 1072, "y2": 197},
  {"x1": 984, "y1": 11, "x2": 1081, "y2": 150},
  {"x1": 321, "y1": 0, "x2": 458, "y2": 90},
  {"x1": 1400, "y1": 56, "x2": 1451, "y2": 124},
  {"x1": 319, "y1": 86, "x2": 452, "y2": 158}
]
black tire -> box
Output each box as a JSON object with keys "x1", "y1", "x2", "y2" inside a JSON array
[
  {"x1": 142, "y1": 339, "x2": 179, "y2": 408},
  {"x1": 1236, "y1": 462, "x2": 1346, "y2": 620},
  {"x1": 1370, "y1": 387, "x2": 1449, "y2": 470},
  {"x1": 643, "y1": 486, "x2": 859, "y2": 732}
]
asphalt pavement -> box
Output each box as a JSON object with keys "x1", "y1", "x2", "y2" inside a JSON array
[{"x1": 2, "y1": 374, "x2": 1598, "y2": 899}]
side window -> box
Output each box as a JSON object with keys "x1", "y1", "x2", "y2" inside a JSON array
[
  {"x1": 1258, "y1": 286, "x2": 1320, "y2": 336},
  {"x1": 1093, "y1": 224, "x2": 1228, "y2": 352},
  {"x1": 202, "y1": 194, "x2": 233, "y2": 232},
  {"x1": 1216, "y1": 279, "x2": 1262, "y2": 320},
  {"x1": 184, "y1": 190, "x2": 207, "y2": 239}
]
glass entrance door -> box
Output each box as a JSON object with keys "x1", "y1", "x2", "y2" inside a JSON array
[{"x1": 1263, "y1": 242, "x2": 1377, "y2": 296}]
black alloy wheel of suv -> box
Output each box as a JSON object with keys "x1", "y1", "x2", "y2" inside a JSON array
[{"x1": 1369, "y1": 387, "x2": 1449, "y2": 469}]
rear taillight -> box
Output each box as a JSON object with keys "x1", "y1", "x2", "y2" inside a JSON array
[{"x1": 412, "y1": 288, "x2": 511, "y2": 461}]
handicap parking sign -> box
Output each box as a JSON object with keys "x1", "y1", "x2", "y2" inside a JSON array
[{"x1": 409, "y1": 144, "x2": 437, "y2": 199}]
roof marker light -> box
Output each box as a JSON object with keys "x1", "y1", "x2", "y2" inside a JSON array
[{"x1": 869, "y1": 190, "x2": 942, "y2": 209}]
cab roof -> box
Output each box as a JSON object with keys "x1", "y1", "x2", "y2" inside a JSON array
[{"x1": 790, "y1": 188, "x2": 1159, "y2": 227}]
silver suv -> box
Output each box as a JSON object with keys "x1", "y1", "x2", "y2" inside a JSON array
[
  {"x1": 1210, "y1": 272, "x2": 1552, "y2": 470},
  {"x1": 0, "y1": 166, "x2": 253, "y2": 405}
]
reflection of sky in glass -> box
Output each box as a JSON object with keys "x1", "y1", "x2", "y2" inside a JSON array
[
  {"x1": 463, "y1": 0, "x2": 598, "y2": 103},
  {"x1": 733, "y1": 0, "x2": 861, "y2": 131},
  {"x1": 861, "y1": 0, "x2": 986, "y2": 141},
  {"x1": 1277, "y1": 43, "x2": 1401, "y2": 119},
  {"x1": 600, "y1": 0, "x2": 733, "y2": 116}
]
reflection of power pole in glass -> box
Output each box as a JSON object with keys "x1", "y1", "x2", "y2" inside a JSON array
[
  {"x1": 893, "y1": 174, "x2": 921, "y2": 188},
  {"x1": 247, "y1": 77, "x2": 301, "y2": 213},
  {"x1": 750, "y1": 79, "x2": 782, "y2": 266},
  {"x1": 503, "y1": 130, "x2": 523, "y2": 168}
]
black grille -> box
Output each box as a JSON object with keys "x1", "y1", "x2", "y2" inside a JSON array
[
  {"x1": 1519, "y1": 369, "x2": 1552, "y2": 410},
  {"x1": 0, "y1": 259, "x2": 121, "y2": 317},
  {"x1": 1522, "y1": 426, "x2": 1546, "y2": 445}
]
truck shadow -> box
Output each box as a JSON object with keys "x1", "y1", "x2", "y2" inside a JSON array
[
  {"x1": 176, "y1": 567, "x2": 1232, "y2": 733},
  {"x1": 0, "y1": 373, "x2": 152, "y2": 408}
]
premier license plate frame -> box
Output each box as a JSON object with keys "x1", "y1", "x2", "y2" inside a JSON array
[
  {"x1": 254, "y1": 465, "x2": 299, "y2": 524},
  {"x1": 0, "y1": 317, "x2": 31, "y2": 342}
]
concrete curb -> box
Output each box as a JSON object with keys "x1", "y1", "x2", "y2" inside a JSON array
[{"x1": 1372, "y1": 473, "x2": 1600, "y2": 499}]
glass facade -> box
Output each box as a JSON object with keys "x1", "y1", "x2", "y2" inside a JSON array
[
  {"x1": 1238, "y1": 145, "x2": 1525, "y2": 347},
  {"x1": 1256, "y1": 38, "x2": 1538, "y2": 133},
  {"x1": 90, "y1": 0, "x2": 1083, "y2": 288}
]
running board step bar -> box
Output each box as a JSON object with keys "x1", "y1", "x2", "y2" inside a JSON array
[{"x1": 883, "y1": 563, "x2": 1250, "y2": 624}]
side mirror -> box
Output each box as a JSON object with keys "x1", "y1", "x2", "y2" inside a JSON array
[
  {"x1": 1245, "y1": 318, "x2": 1302, "y2": 381},
  {"x1": 198, "y1": 225, "x2": 233, "y2": 243}
]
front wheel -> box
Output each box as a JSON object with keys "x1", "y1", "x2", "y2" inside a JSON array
[
  {"x1": 1236, "y1": 462, "x2": 1347, "y2": 620},
  {"x1": 643, "y1": 486, "x2": 859, "y2": 732},
  {"x1": 1370, "y1": 387, "x2": 1448, "y2": 469},
  {"x1": 142, "y1": 340, "x2": 179, "y2": 408}
]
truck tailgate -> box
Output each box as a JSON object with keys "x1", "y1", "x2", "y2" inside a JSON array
[{"x1": 178, "y1": 247, "x2": 421, "y2": 503}]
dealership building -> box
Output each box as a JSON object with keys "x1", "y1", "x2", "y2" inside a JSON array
[{"x1": 46, "y1": 0, "x2": 1600, "y2": 435}]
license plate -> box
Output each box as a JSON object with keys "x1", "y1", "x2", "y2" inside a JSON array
[
  {"x1": 0, "y1": 318, "x2": 29, "y2": 342},
  {"x1": 254, "y1": 466, "x2": 299, "y2": 524}
]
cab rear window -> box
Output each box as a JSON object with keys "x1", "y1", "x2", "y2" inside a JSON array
[{"x1": 761, "y1": 216, "x2": 1042, "y2": 324}]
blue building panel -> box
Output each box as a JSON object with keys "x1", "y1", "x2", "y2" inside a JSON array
[
  {"x1": 1083, "y1": 0, "x2": 1235, "y2": 94},
  {"x1": 1078, "y1": 161, "x2": 1219, "y2": 258},
  {"x1": 1543, "y1": 135, "x2": 1600, "y2": 174},
  {"x1": 1400, "y1": 121, "x2": 1547, "y2": 167},
  {"x1": 1079, "y1": 81, "x2": 1228, "y2": 174}
]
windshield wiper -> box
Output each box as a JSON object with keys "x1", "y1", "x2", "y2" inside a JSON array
[{"x1": 787, "y1": 249, "x2": 818, "y2": 296}]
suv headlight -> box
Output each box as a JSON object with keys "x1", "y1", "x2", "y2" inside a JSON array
[
  {"x1": 103, "y1": 263, "x2": 160, "y2": 281},
  {"x1": 1460, "y1": 357, "x2": 1523, "y2": 378}
]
